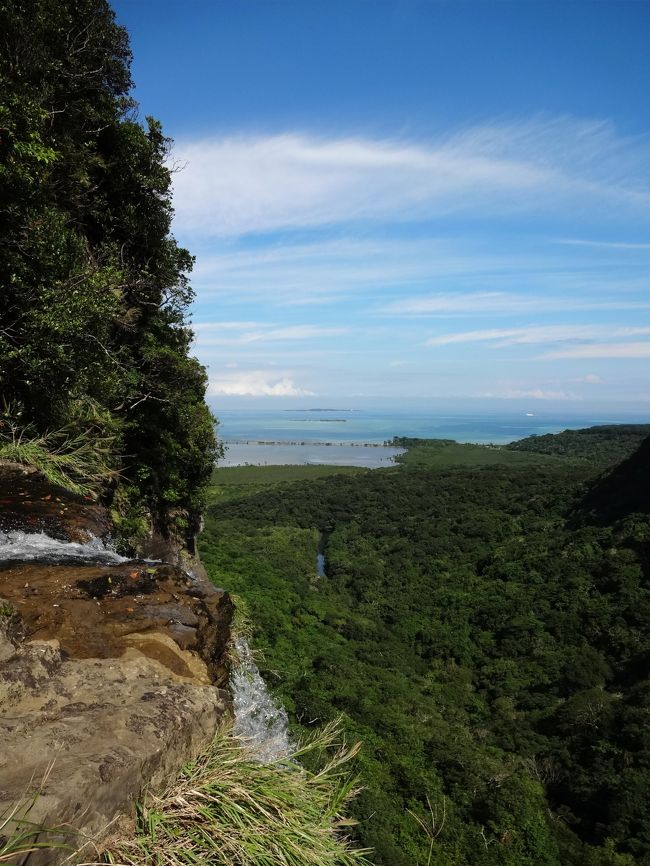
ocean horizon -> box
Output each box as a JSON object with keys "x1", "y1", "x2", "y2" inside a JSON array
[{"x1": 214, "y1": 407, "x2": 650, "y2": 467}]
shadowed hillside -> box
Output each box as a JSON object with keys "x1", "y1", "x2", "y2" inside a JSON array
[{"x1": 577, "y1": 434, "x2": 650, "y2": 524}]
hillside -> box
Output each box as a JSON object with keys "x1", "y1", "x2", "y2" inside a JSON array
[
  {"x1": 0, "y1": 0, "x2": 217, "y2": 552},
  {"x1": 578, "y1": 433, "x2": 650, "y2": 524},
  {"x1": 202, "y1": 428, "x2": 650, "y2": 866},
  {"x1": 506, "y1": 424, "x2": 650, "y2": 465}
]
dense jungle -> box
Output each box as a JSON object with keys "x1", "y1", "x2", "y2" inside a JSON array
[{"x1": 201, "y1": 426, "x2": 650, "y2": 866}]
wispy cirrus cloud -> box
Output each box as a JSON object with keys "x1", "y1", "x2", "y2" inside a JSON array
[
  {"x1": 556, "y1": 238, "x2": 650, "y2": 250},
  {"x1": 426, "y1": 325, "x2": 650, "y2": 347},
  {"x1": 172, "y1": 118, "x2": 650, "y2": 238},
  {"x1": 192, "y1": 321, "x2": 266, "y2": 331},
  {"x1": 240, "y1": 325, "x2": 349, "y2": 342},
  {"x1": 188, "y1": 235, "x2": 650, "y2": 310},
  {"x1": 172, "y1": 116, "x2": 650, "y2": 406},
  {"x1": 481, "y1": 388, "x2": 578, "y2": 401},
  {"x1": 193, "y1": 321, "x2": 349, "y2": 347},
  {"x1": 383, "y1": 291, "x2": 650, "y2": 317},
  {"x1": 542, "y1": 342, "x2": 650, "y2": 359}
]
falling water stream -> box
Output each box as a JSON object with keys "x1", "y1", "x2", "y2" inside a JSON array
[
  {"x1": 0, "y1": 528, "x2": 127, "y2": 564},
  {"x1": 0, "y1": 528, "x2": 291, "y2": 763},
  {"x1": 222, "y1": 542, "x2": 332, "y2": 762},
  {"x1": 230, "y1": 635, "x2": 292, "y2": 763}
]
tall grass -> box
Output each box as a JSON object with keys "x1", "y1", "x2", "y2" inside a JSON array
[
  {"x1": 100, "y1": 722, "x2": 373, "y2": 866},
  {"x1": 0, "y1": 421, "x2": 117, "y2": 496},
  {"x1": 0, "y1": 765, "x2": 72, "y2": 865}
]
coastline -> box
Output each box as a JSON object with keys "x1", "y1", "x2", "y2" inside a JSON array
[
  {"x1": 214, "y1": 409, "x2": 650, "y2": 468},
  {"x1": 218, "y1": 440, "x2": 406, "y2": 468}
]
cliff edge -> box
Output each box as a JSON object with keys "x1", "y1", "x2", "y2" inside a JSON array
[{"x1": 0, "y1": 462, "x2": 233, "y2": 864}]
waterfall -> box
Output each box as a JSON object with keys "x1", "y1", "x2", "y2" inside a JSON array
[
  {"x1": 230, "y1": 635, "x2": 292, "y2": 763},
  {"x1": 0, "y1": 529, "x2": 291, "y2": 762},
  {"x1": 0, "y1": 529, "x2": 127, "y2": 564}
]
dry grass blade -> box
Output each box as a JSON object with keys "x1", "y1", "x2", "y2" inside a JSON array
[
  {"x1": 98, "y1": 724, "x2": 373, "y2": 866},
  {"x1": 0, "y1": 420, "x2": 119, "y2": 495},
  {"x1": 0, "y1": 762, "x2": 73, "y2": 864}
]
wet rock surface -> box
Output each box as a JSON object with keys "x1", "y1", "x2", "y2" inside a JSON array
[
  {"x1": 0, "y1": 461, "x2": 111, "y2": 542},
  {"x1": 0, "y1": 463, "x2": 233, "y2": 864},
  {"x1": 0, "y1": 560, "x2": 232, "y2": 683}
]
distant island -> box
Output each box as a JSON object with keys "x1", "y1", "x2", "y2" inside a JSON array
[
  {"x1": 283, "y1": 408, "x2": 355, "y2": 412},
  {"x1": 224, "y1": 439, "x2": 385, "y2": 446}
]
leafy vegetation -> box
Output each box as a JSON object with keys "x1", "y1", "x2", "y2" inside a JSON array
[
  {"x1": 102, "y1": 723, "x2": 371, "y2": 866},
  {"x1": 0, "y1": 0, "x2": 217, "y2": 546},
  {"x1": 201, "y1": 429, "x2": 650, "y2": 866},
  {"x1": 0, "y1": 412, "x2": 117, "y2": 495},
  {"x1": 209, "y1": 464, "x2": 366, "y2": 505},
  {"x1": 506, "y1": 424, "x2": 650, "y2": 464},
  {"x1": 389, "y1": 436, "x2": 560, "y2": 469}
]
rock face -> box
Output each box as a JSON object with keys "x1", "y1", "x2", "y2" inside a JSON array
[
  {"x1": 0, "y1": 461, "x2": 111, "y2": 542},
  {"x1": 0, "y1": 463, "x2": 233, "y2": 864}
]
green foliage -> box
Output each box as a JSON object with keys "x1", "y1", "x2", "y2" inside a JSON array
[
  {"x1": 577, "y1": 433, "x2": 650, "y2": 525},
  {"x1": 0, "y1": 411, "x2": 117, "y2": 495},
  {"x1": 102, "y1": 723, "x2": 372, "y2": 866},
  {"x1": 200, "y1": 432, "x2": 650, "y2": 865},
  {"x1": 506, "y1": 425, "x2": 650, "y2": 465},
  {"x1": 0, "y1": 0, "x2": 217, "y2": 546},
  {"x1": 389, "y1": 436, "x2": 561, "y2": 469}
]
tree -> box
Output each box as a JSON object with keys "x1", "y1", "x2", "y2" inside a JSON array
[{"x1": 0, "y1": 0, "x2": 217, "y2": 545}]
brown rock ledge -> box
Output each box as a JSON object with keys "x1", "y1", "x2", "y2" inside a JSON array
[
  {"x1": 0, "y1": 461, "x2": 111, "y2": 543},
  {"x1": 0, "y1": 464, "x2": 233, "y2": 864}
]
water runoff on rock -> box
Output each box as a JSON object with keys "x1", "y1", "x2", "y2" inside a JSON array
[
  {"x1": 230, "y1": 635, "x2": 292, "y2": 763},
  {"x1": 0, "y1": 528, "x2": 291, "y2": 761},
  {"x1": 0, "y1": 529, "x2": 127, "y2": 564}
]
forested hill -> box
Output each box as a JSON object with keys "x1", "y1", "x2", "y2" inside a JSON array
[
  {"x1": 578, "y1": 433, "x2": 650, "y2": 524},
  {"x1": 506, "y1": 424, "x2": 650, "y2": 464},
  {"x1": 0, "y1": 0, "x2": 216, "y2": 550},
  {"x1": 201, "y1": 427, "x2": 650, "y2": 866}
]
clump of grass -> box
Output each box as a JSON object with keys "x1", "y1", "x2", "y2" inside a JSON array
[
  {"x1": 0, "y1": 420, "x2": 117, "y2": 496},
  {"x1": 101, "y1": 721, "x2": 373, "y2": 866},
  {"x1": 223, "y1": 595, "x2": 260, "y2": 670},
  {"x1": 229, "y1": 594, "x2": 255, "y2": 645},
  {"x1": 0, "y1": 765, "x2": 72, "y2": 864}
]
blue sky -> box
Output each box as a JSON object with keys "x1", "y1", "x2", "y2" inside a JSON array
[{"x1": 114, "y1": 0, "x2": 650, "y2": 412}]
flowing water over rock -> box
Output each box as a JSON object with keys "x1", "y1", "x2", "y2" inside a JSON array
[
  {"x1": 0, "y1": 527, "x2": 127, "y2": 563},
  {"x1": 0, "y1": 462, "x2": 234, "y2": 864},
  {"x1": 230, "y1": 635, "x2": 292, "y2": 763}
]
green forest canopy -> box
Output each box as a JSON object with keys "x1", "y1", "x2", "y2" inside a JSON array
[
  {"x1": 201, "y1": 427, "x2": 650, "y2": 866},
  {"x1": 0, "y1": 0, "x2": 217, "y2": 546}
]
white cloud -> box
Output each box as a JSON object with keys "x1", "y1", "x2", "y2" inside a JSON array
[
  {"x1": 191, "y1": 237, "x2": 451, "y2": 300},
  {"x1": 557, "y1": 239, "x2": 650, "y2": 250},
  {"x1": 574, "y1": 373, "x2": 603, "y2": 384},
  {"x1": 194, "y1": 322, "x2": 349, "y2": 348},
  {"x1": 543, "y1": 343, "x2": 650, "y2": 359},
  {"x1": 193, "y1": 321, "x2": 266, "y2": 331},
  {"x1": 239, "y1": 325, "x2": 349, "y2": 343},
  {"x1": 187, "y1": 235, "x2": 650, "y2": 310},
  {"x1": 426, "y1": 325, "x2": 650, "y2": 346},
  {"x1": 482, "y1": 389, "x2": 578, "y2": 400},
  {"x1": 207, "y1": 371, "x2": 315, "y2": 397},
  {"x1": 385, "y1": 292, "x2": 650, "y2": 317},
  {"x1": 171, "y1": 118, "x2": 650, "y2": 237}
]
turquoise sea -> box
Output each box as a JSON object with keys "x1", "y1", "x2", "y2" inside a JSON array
[{"x1": 215, "y1": 407, "x2": 650, "y2": 468}]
